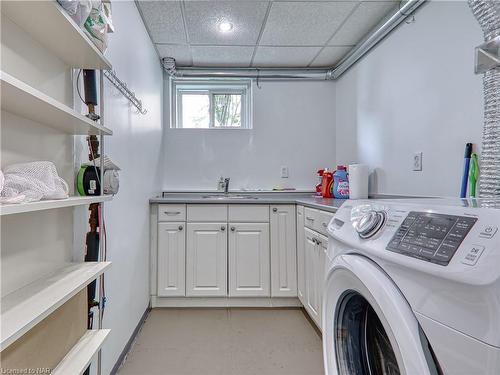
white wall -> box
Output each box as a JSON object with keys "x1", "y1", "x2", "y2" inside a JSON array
[
  {"x1": 162, "y1": 80, "x2": 336, "y2": 191},
  {"x1": 335, "y1": 0, "x2": 484, "y2": 197},
  {"x1": 75, "y1": 2, "x2": 163, "y2": 374}
]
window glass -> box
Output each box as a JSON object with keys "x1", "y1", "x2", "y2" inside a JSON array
[
  {"x1": 181, "y1": 93, "x2": 209, "y2": 128},
  {"x1": 213, "y1": 94, "x2": 242, "y2": 127},
  {"x1": 171, "y1": 79, "x2": 252, "y2": 129}
]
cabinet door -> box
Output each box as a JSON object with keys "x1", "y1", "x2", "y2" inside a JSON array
[
  {"x1": 317, "y1": 234, "x2": 328, "y2": 331},
  {"x1": 229, "y1": 223, "x2": 270, "y2": 297},
  {"x1": 157, "y1": 222, "x2": 186, "y2": 297},
  {"x1": 270, "y1": 205, "x2": 297, "y2": 297},
  {"x1": 296, "y1": 206, "x2": 306, "y2": 305},
  {"x1": 186, "y1": 223, "x2": 227, "y2": 297},
  {"x1": 304, "y1": 228, "x2": 320, "y2": 324}
]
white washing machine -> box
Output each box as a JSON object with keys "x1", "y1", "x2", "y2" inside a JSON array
[{"x1": 323, "y1": 198, "x2": 500, "y2": 375}]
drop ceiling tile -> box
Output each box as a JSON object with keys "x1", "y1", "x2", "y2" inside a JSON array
[
  {"x1": 191, "y1": 46, "x2": 254, "y2": 67},
  {"x1": 136, "y1": 1, "x2": 186, "y2": 44},
  {"x1": 183, "y1": 1, "x2": 269, "y2": 45},
  {"x1": 329, "y1": 1, "x2": 398, "y2": 46},
  {"x1": 259, "y1": 2, "x2": 356, "y2": 46},
  {"x1": 252, "y1": 46, "x2": 321, "y2": 68},
  {"x1": 156, "y1": 44, "x2": 192, "y2": 66},
  {"x1": 309, "y1": 46, "x2": 352, "y2": 67}
]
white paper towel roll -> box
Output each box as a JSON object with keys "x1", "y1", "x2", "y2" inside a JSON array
[{"x1": 349, "y1": 164, "x2": 369, "y2": 199}]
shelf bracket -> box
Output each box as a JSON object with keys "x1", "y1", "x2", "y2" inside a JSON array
[{"x1": 475, "y1": 35, "x2": 500, "y2": 74}]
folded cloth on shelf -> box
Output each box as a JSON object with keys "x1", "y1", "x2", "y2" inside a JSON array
[{"x1": 0, "y1": 161, "x2": 69, "y2": 204}]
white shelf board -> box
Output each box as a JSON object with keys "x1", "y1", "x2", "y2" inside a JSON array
[
  {"x1": 1, "y1": 262, "x2": 111, "y2": 350},
  {"x1": 1, "y1": 1, "x2": 112, "y2": 70},
  {"x1": 0, "y1": 195, "x2": 113, "y2": 216},
  {"x1": 1, "y1": 72, "x2": 112, "y2": 136},
  {"x1": 52, "y1": 329, "x2": 110, "y2": 375}
]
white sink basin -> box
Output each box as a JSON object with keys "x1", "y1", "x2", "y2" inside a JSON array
[{"x1": 201, "y1": 194, "x2": 258, "y2": 200}]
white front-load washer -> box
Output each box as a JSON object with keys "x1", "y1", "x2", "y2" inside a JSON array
[{"x1": 323, "y1": 198, "x2": 500, "y2": 375}]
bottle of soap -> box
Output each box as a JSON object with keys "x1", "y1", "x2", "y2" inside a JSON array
[{"x1": 333, "y1": 165, "x2": 349, "y2": 199}]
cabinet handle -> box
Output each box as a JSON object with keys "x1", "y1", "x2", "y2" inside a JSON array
[
  {"x1": 306, "y1": 216, "x2": 314, "y2": 221},
  {"x1": 273, "y1": 207, "x2": 278, "y2": 212},
  {"x1": 178, "y1": 225, "x2": 183, "y2": 231},
  {"x1": 322, "y1": 222, "x2": 328, "y2": 227},
  {"x1": 231, "y1": 226, "x2": 236, "y2": 232},
  {"x1": 164, "y1": 211, "x2": 180, "y2": 215},
  {"x1": 221, "y1": 226, "x2": 226, "y2": 231}
]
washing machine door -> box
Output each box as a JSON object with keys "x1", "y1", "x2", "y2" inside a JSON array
[{"x1": 323, "y1": 254, "x2": 437, "y2": 375}]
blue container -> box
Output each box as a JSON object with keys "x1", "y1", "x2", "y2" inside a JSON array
[{"x1": 333, "y1": 166, "x2": 349, "y2": 199}]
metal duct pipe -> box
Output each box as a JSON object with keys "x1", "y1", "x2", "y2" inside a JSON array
[
  {"x1": 163, "y1": 62, "x2": 330, "y2": 81},
  {"x1": 329, "y1": 0, "x2": 426, "y2": 79},
  {"x1": 163, "y1": 0, "x2": 425, "y2": 81},
  {"x1": 468, "y1": 0, "x2": 500, "y2": 198}
]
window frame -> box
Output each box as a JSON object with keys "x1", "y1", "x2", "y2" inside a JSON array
[{"x1": 170, "y1": 78, "x2": 253, "y2": 129}]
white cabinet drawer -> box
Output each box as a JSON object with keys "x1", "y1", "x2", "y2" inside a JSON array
[
  {"x1": 304, "y1": 207, "x2": 319, "y2": 230},
  {"x1": 158, "y1": 204, "x2": 186, "y2": 222},
  {"x1": 304, "y1": 207, "x2": 333, "y2": 236},
  {"x1": 187, "y1": 204, "x2": 227, "y2": 222},
  {"x1": 316, "y1": 210, "x2": 334, "y2": 237},
  {"x1": 228, "y1": 205, "x2": 269, "y2": 222}
]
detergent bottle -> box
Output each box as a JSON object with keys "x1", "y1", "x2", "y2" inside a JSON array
[
  {"x1": 321, "y1": 169, "x2": 333, "y2": 198},
  {"x1": 333, "y1": 165, "x2": 349, "y2": 199}
]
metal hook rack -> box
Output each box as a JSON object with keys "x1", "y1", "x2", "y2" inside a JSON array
[{"x1": 103, "y1": 69, "x2": 147, "y2": 115}]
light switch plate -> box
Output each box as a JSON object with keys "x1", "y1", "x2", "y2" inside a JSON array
[{"x1": 280, "y1": 166, "x2": 289, "y2": 178}]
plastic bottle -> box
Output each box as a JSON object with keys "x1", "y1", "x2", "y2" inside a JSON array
[
  {"x1": 321, "y1": 169, "x2": 334, "y2": 198},
  {"x1": 333, "y1": 165, "x2": 349, "y2": 199},
  {"x1": 316, "y1": 169, "x2": 324, "y2": 196}
]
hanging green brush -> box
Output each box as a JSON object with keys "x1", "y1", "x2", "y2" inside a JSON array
[{"x1": 469, "y1": 153, "x2": 479, "y2": 198}]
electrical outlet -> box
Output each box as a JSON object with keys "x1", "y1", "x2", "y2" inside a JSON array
[
  {"x1": 280, "y1": 166, "x2": 289, "y2": 178},
  {"x1": 413, "y1": 152, "x2": 423, "y2": 171}
]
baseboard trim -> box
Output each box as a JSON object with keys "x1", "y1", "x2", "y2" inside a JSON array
[
  {"x1": 151, "y1": 296, "x2": 301, "y2": 308},
  {"x1": 110, "y1": 305, "x2": 151, "y2": 375}
]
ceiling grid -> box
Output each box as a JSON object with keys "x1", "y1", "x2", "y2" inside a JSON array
[{"x1": 136, "y1": 0, "x2": 400, "y2": 68}]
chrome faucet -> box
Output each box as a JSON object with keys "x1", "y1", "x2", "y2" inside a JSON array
[{"x1": 223, "y1": 178, "x2": 230, "y2": 194}]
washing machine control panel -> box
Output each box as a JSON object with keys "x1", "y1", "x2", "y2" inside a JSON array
[{"x1": 386, "y1": 211, "x2": 477, "y2": 266}]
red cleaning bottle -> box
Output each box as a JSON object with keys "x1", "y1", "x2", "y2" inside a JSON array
[
  {"x1": 321, "y1": 169, "x2": 334, "y2": 198},
  {"x1": 316, "y1": 169, "x2": 324, "y2": 196}
]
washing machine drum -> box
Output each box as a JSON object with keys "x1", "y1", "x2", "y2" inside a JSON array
[{"x1": 323, "y1": 254, "x2": 439, "y2": 375}]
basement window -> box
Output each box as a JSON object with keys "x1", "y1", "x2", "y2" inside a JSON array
[{"x1": 171, "y1": 79, "x2": 252, "y2": 129}]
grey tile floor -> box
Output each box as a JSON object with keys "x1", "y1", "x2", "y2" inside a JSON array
[{"x1": 118, "y1": 308, "x2": 324, "y2": 375}]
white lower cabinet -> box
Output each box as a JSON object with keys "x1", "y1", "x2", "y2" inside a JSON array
[
  {"x1": 303, "y1": 227, "x2": 327, "y2": 329},
  {"x1": 157, "y1": 222, "x2": 186, "y2": 297},
  {"x1": 186, "y1": 223, "x2": 227, "y2": 297},
  {"x1": 270, "y1": 205, "x2": 297, "y2": 297},
  {"x1": 155, "y1": 203, "x2": 319, "y2": 306},
  {"x1": 317, "y1": 235, "x2": 327, "y2": 329},
  {"x1": 296, "y1": 206, "x2": 306, "y2": 305},
  {"x1": 228, "y1": 223, "x2": 270, "y2": 297}
]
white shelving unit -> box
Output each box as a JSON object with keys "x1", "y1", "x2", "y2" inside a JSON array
[
  {"x1": 1, "y1": 72, "x2": 112, "y2": 135},
  {"x1": 52, "y1": 329, "x2": 110, "y2": 375},
  {"x1": 1, "y1": 2, "x2": 113, "y2": 374},
  {"x1": 1, "y1": 262, "x2": 111, "y2": 350},
  {"x1": 0, "y1": 195, "x2": 113, "y2": 216},
  {"x1": 1, "y1": 1, "x2": 112, "y2": 70}
]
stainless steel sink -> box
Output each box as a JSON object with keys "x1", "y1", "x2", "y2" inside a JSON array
[{"x1": 201, "y1": 194, "x2": 258, "y2": 200}]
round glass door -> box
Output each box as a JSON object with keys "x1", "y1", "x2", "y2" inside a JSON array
[{"x1": 335, "y1": 291, "x2": 400, "y2": 375}]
